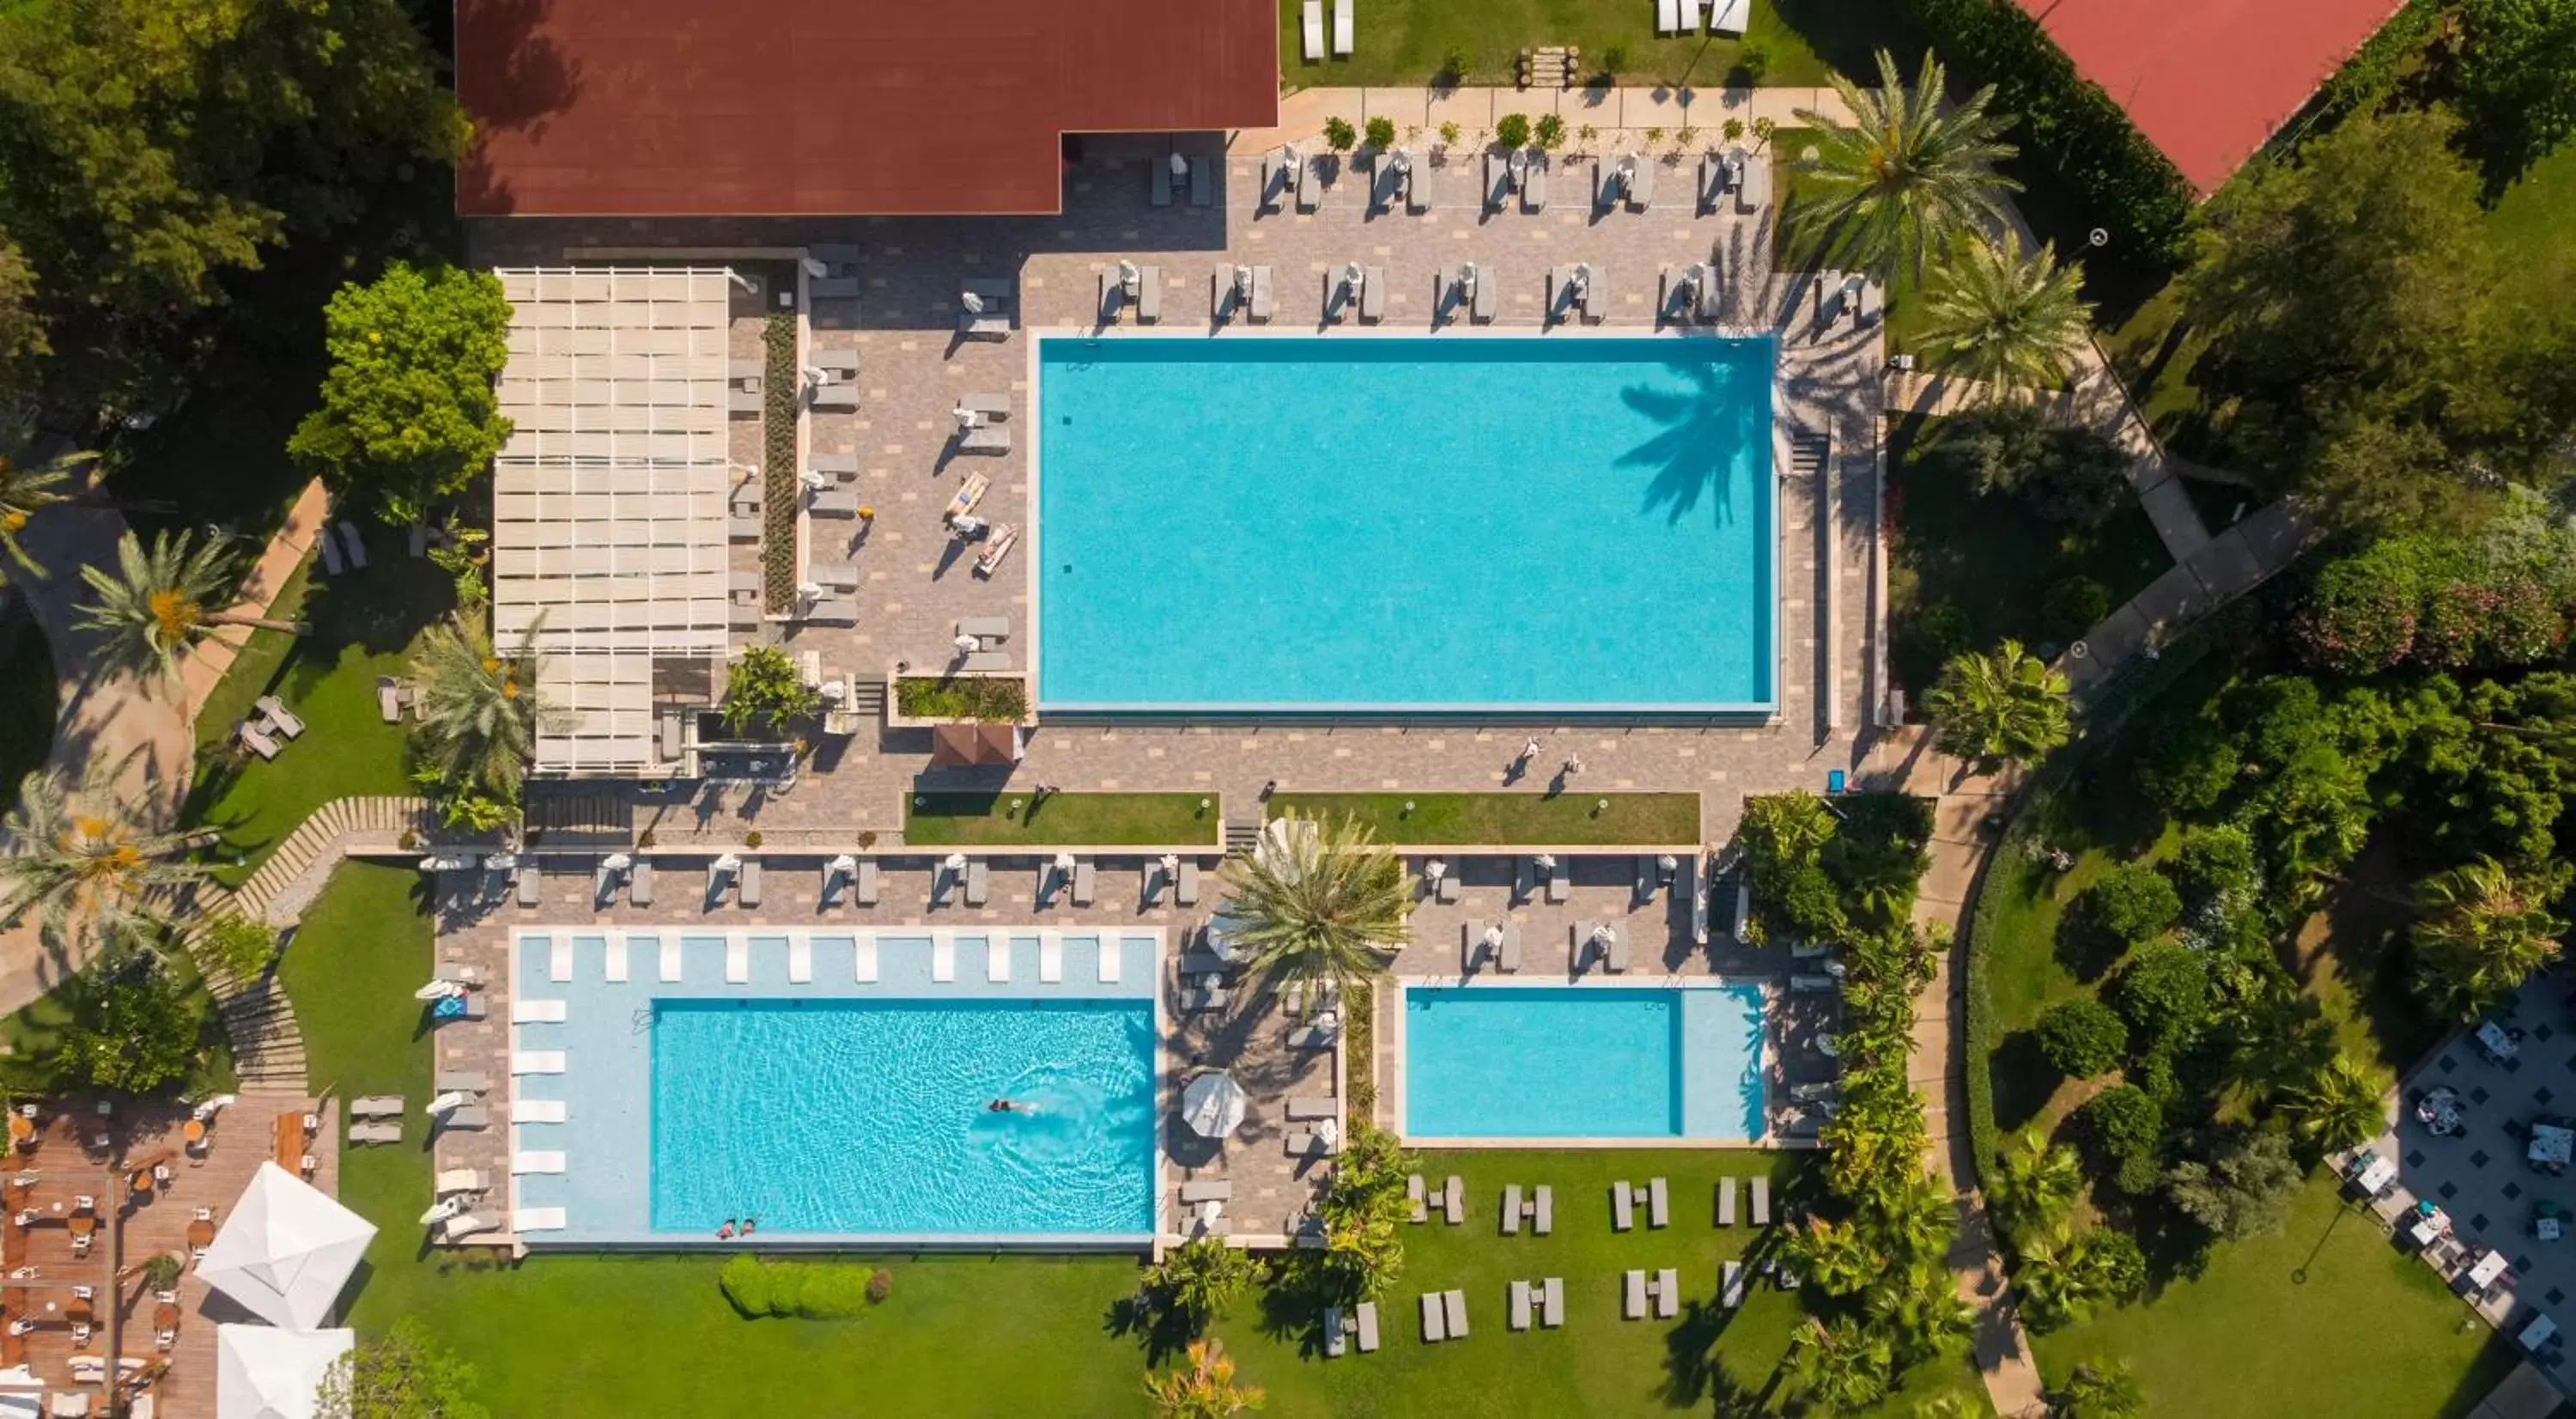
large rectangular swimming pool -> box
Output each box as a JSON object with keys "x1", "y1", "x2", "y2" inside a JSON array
[
  {"x1": 1035, "y1": 336, "x2": 1776, "y2": 712},
  {"x1": 1401, "y1": 984, "x2": 1767, "y2": 1141}
]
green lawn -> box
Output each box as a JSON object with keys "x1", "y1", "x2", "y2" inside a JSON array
[
  {"x1": 1885, "y1": 412, "x2": 2174, "y2": 695},
  {"x1": 295, "y1": 862, "x2": 1984, "y2": 1416},
  {"x1": 2032, "y1": 1172, "x2": 2517, "y2": 1419},
  {"x1": 1277, "y1": 0, "x2": 1919, "y2": 91},
  {"x1": 185, "y1": 550, "x2": 453, "y2": 886},
  {"x1": 1270, "y1": 793, "x2": 1702, "y2": 846},
  {"x1": 902, "y1": 791, "x2": 1221, "y2": 846},
  {"x1": 0, "y1": 608, "x2": 53, "y2": 817}
]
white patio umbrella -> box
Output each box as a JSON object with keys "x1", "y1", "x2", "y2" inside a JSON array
[
  {"x1": 1182, "y1": 1073, "x2": 1249, "y2": 1139},
  {"x1": 198, "y1": 1162, "x2": 377, "y2": 1331},
  {"x1": 216, "y1": 1324, "x2": 353, "y2": 1419}
]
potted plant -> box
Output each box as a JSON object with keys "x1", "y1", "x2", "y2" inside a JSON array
[
  {"x1": 1364, "y1": 115, "x2": 1396, "y2": 152},
  {"x1": 1534, "y1": 113, "x2": 1565, "y2": 152},
  {"x1": 1495, "y1": 113, "x2": 1531, "y2": 149}
]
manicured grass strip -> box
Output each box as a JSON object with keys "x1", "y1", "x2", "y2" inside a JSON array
[
  {"x1": 902, "y1": 791, "x2": 1219, "y2": 846},
  {"x1": 1273, "y1": 0, "x2": 1916, "y2": 90},
  {"x1": 1271, "y1": 792, "x2": 1700, "y2": 845},
  {"x1": 185, "y1": 555, "x2": 453, "y2": 886}
]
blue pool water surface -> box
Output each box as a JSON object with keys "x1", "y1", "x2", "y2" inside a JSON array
[
  {"x1": 1036, "y1": 336, "x2": 1776, "y2": 710},
  {"x1": 649, "y1": 998, "x2": 1156, "y2": 1235},
  {"x1": 1402, "y1": 984, "x2": 1766, "y2": 1139}
]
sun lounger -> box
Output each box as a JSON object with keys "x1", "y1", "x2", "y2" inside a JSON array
[
  {"x1": 1656, "y1": 1267, "x2": 1680, "y2": 1319},
  {"x1": 446, "y1": 995, "x2": 487, "y2": 1023},
  {"x1": 1510, "y1": 1280, "x2": 1531, "y2": 1330},
  {"x1": 1324, "y1": 1304, "x2": 1348, "y2": 1358},
  {"x1": 434, "y1": 1168, "x2": 487, "y2": 1195},
  {"x1": 1287, "y1": 1022, "x2": 1340, "y2": 1049},
  {"x1": 973, "y1": 524, "x2": 1019, "y2": 577},
  {"x1": 1137, "y1": 268, "x2": 1162, "y2": 324},
  {"x1": 1356, "y1": 1300, "x2": 1380, "y2": 1351},
  {"x1": 435, "y1": 1213, "x2": 494, "y2": 1244},
  {"x1": 1718, "y1": 1176, "x2": 1737, "y2": 1226},
  {"x1": 375, "y1": 675, "x2": 404, "y2": 722},
  {"x1": 512, "y1": 1151, "x2": 566, "y2": 1175},
  {"x1": 513, "y1": 1207, "x2": 567, "y2": 1233},
  {"x1": 1752, "y1": 1175, "x2": 1771, "y2": 1225},
  {"x1": 965, "y1": 858, "x2": 988, "y2": 907},
  {"x1": 1535, "y1": 1186, "x2": 1553, "y2": 1234},
  {"x1": 1736, "y1": 149, "x2": 1769, "y2": 215},
  {"x1": 234, "y1": 720, "x2": 280, "y2": 760},
  {"x1": 1445, "y1": 1175, "x2": 1465, "y2": 1225},
  {"x1": 1185, "y1": 986, "x2": 1231, "y2": 1014},
  {"x1": 512, "y1": 1051, "x2": 566, "y2": 1075},
  {"x1": 347, "y1": 1121, "x2": 401, "y2": 1145},
  {"x1": 516, "y1": 1099, "x2": 568, "y2": 1123},
  {"x1": 1421, "y1": 1292, "x2": 1447, "y2": 1343},
  {"x1": 945, "y1": 473, "x2": 991, "y2": 521},
  {"x1": 1649, "y1": 1176, "x2": 1669, "y2": 1228},
  {"x1": 1151, "y1": 157, "x2": 1175, "y2": 207},
  {"x1": 1502, "y1": 1184, "x2": 1522, "y2": 1235},
  {"x1": 1624, "y1": 1268, "x2": 1648, "y2": 1319},
  {"x1": 1524, "y1": 155, "x2": 1548, "y2": 211},
  {"x1": 1301, "y1": 0, "x2": 1323, "y2": 60},
  {"x1": 1498, "y1": 919, "x2": 1522, "y2": 972},
  {"x1": 1443, "y1": 1289, "x2": 1467, "y2": 1337},
  {"x1": 854, "y1": 859, "x2": 877, "y2": 906},
  {"x1": 1548, "y1": 857, "x2": 1570, "y2": 903},
  {"x1": 1285, "y1": 1131, "x2": 1332, "y2": 1158},
  {"x1": 337, "y1": 521, "x2": 368, "y2": 569},
  {"x1": 1464, "y1": 918, "x2": 1491, "y2": 971},
  {"x1": 1177, "y1": 860, "x2": 1200, "y2": 905},
  {"x1": 1286, "y1": 1097, "x2": 1337, "y2": 1121},
  {"x1": 1543, "y1": 1276, "x2": 1564, "y2": 1327},
  {"x1": 631, "y1": 861, "x2": 654, "y2": 907},
  {"x1": 1581, "y1": 270, "x2": 1607, "y2": 324},
  {"x1": 1606, "y1": 923, "x2": 1630, "y2": 972},
  {"x1": 1188, "y1": 155, "x2": 1212, "y2": 207},
  {"x1": 1656, "y1": 0, "x2": 1680, "y2": 34},
  {"x1": 738, "y1": 859, "x2": 763, "y2": 908},
  {"x1": 350, "y1": 1095, "x2": 404, "y2": 1119},
  {"x1": 439, "y1": 1105, "x2": 489, "y2": 1131},
  {"x1": 1407, "y1": 1173, "x2": 1428, "y2": 1223},
  {"x1": 1710, "y1": 0, "x2": 1750, "y2": 33},
  {"x1": 1484, "y1": 152, "x2": 1511, "y2": 213},
  {"x1": 1180, "y1": 1180, "x2": 1232, "y2": 1204},
  {"x1": 1629, "y1": 158, "x2": 1656, "y2": 210},
  {"x1": 1334, "y1": 0, "x2": 1352, "y2": 52},
  {"x1": 435, "y1": 1070, "x2": 489, "y2": 1094},
  {"x1": 511, "y1": 998, "x2": 568, "y2": 1024},
  {"x1": 1261, "y1": 147, "x2": 1291, "y2": 208},
  {"x1": 1613, "y1": 1180, "x2": 1635, "y2": 1232},
  {"x1": 1722, "y1": 1260, "x2": 1747, "y2": 1308},
  {"x1": 319, "y1": 529, "x2": 346, "y2": 576},
  {"x1": 253, "y1": 695, "x2": 307, "y2": 739},
  {"x1": 1790, "y1": 973, "x2": 1839, "y2": 993},
  {"x1": 1072, "y1": 858, "x2": 1095, "y2": 905}
]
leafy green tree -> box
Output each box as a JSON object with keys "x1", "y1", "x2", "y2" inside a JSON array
[
  {"x1": 0, "y1": 445, "x2": 93, "y2": 577},
  {"x1": 1143, "y1": 1339, "x2": 1263, "y2": 1419},
  {"x1": 0, "y1": 755, "x2": 210, "y2": 953},
  {"x1": 1303, "y1": 1122, "x2": 1413, "y2": 1301},
  {"x1": 2014, "y1": 1225, "x2": 2142, "y2": 1331},
  {"x1": 1363, "y1": 115, "x2": 1395, "y2": 150},
  {"x1": 55, "y1": 955, "x2": 202, "y2": 1094},
  {"x1": 1917, "y1": 233, "x2": 2093, "y2": 397},
  {"x1": 1916, "y1": 404, "x2": 2132, "y2": 527},
  {"x1": 1987, "y1": 1130, "x2": 2081, "y2": 1240},
  {"x1": 2055, "y1": 1359, "x2": 2146, "y2": 1419},
  {"x1": 1494, "y1": 113, "x2": 1530, "y2": 149},
  {"x1": 2114, "y1": 941, "x2": 2210, "y2": 1047},
  {"x1": 2457, "y1": 0, "x2": 2576, "y2": 182},
  {"x1": 719, "y1": 645, "x2": 822, "y2": 737},
  {"x1": 1218, "y1": 815, "x2": 1409, "y2": 1011},
  {"x1": 317, "y1": 1317, "x2": 489, "y2": 1419},
  {"x1": 2078, "y1": 1085, "x2": 2163, "y2": 1195},
  {"x1": 290, "y1": 263, "x2": 513, "y2": 527},
  {"x1": 1142, "y1": 1237, "x2": 1261, "y2": 1334},
  {"x1": 191, "y1": 914, "x2": 276, "y2": 984},
  {"x1": 75, "y1": 528, "x2": 308, "y2": 686},
  {"x1": 2166, "y1": 1128, "x2": 2301, "y2": 1239},
  {"x1": 2137, "y1": 717, "x2": 2240, "y2": 815},
  {"x1": 1787, "y1": 49, "x2": 2020, "y2": 283},
  {"x1": 0, "y1": 241, "x2": 41, "y2": 396},
  {"x1": 2037, "y1": 998, "x2": 2129, "y2": 1079},
  {"x1": 1872, "y1": 1170, "x2": 1960, "y2": 1267},
  {"x1": 2084, "y1": 863, "x2": 2183, "y2": 948},
  {"x1": 1321, "y1": 116, "x2": 1356, "y2": 152},
  {"x1": 2412, "y1": 856, "x2": 2569, "y2": 1020},
  {"x1": 2180, "y1": 107, "x2": 2576, "y2": 529},
  {"x1": 1923, "y1": 640, "x2": 2070, "y2": 770},
  {"x1": 2283, "y1": 1052, "x2": 2385, "y2": 1153},
  {"x1": 2169, "y1": 825, "x2": 2260, "y2": 923},
  {"x1": 1789, "y1": 1316, "x2": 1894, "y2": 1413},
  {"x1": 409, "y1": 619, "x2": 553, "y2": 806}
]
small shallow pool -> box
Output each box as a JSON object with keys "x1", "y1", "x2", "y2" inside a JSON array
[{"x1": 1400, "y1": 984, "x2": 1766, "y2": 1142}]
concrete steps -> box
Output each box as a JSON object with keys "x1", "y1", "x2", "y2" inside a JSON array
[{"x1": 232, "y1": 795, "x2": 431, "y2": 924}]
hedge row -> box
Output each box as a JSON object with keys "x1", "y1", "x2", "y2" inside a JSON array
[
  {"x1": 1899, "y1": 0, "x2": 2197, "y2": 270},
  {"x1": 720, "y1": 1255, "x2": 890, "y2": 1319},
  {"x1": 761, "y1": 309, "x2": 799, "y2": 614}
]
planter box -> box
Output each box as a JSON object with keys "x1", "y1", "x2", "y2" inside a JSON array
[{"x1": 885, "y1": 668, "x2": 1034, "y2": 729}]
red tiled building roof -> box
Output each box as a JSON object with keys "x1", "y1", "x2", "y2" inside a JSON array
[
  {"x1": 455, "y1": 0, "x2": 1280, "y2": 216},
  {"x1": 2010, "y1": 0, "x2": 2405, "y2": 192}
]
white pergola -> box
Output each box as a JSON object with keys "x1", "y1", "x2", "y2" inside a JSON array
[{"x1": 492, "y1": 266, "x2": 736, "y2": 776}]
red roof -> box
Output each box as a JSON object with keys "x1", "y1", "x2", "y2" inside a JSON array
[
  {"x1": 2011, "y1": 0, "x2": 2403, "y2": 192},
  {"x1": 455, "y1": 0, "x2": 1279, "y2": 217}
]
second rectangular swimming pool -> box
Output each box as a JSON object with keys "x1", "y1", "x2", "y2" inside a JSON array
[
  {"x1": 1035, "y1": 336, "x2": 1777, "y2": 713},
  {"x1": 1400, "y1": 983, "x2": 1767, "y2": 1142}
]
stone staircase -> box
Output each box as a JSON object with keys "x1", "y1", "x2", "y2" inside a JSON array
[
  {"x1": 231, "y1": 795, "x2": 432, "y2": 925},
  {"x1": 1224, "y1": 818, "x2": 1263, "y2": 855},
  {"x1": 1789, "y1": 431, "x2": 1830, "y2": 483},
  {"x1": 845, "y1": 675, "x2": 889, "y2": 720}
]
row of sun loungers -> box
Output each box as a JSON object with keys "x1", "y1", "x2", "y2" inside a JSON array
[
  {"x1": 1419, "y1": 1288, "x2": 1469, "y2": 1343},
  {"x1": 1405, "y1": 1172, "x2": 1467, "y2": 1225},
  {"x1": 1484, "y1": 151, "x2": 1550, "y2": 213},
  {"x1": 1510, "y1": 1277, "x2": 1568, "y2": 1331},
  {"x1": 1498, "y1": 1183, "x2": 1555, "y2": 1235},
  {"x1": 1611, "y1": 1177, "x2": 1670, "y2": 1231},
  {"x1": 1656, "y1": 0, "x2": 1749, "y2": 36},
  {"x1": 1148, "y1": 152, "x2": 1216, "y2": 209},
  {"x1": 1297, "y1": 0, "x2": 1352, "y2": 62},
  {"x1": 958, "y1": 277, "x2": 1015, "y2": 338},
  {"x1": 1623, "y1": 1267, "x2": 1682, "y2": 1320},
  {"x1": 1100, "y1": 263, "x2": 1163, "y2": 325},
  {"x1": 1716, "y1": 1175, "x2": 1774, "y2": 1227}
]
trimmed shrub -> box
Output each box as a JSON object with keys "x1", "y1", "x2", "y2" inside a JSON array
[
  {"x1": 2080, "y1": 1084, "x2": 2164, "y2": 1194},
  {"x1": 2168, "y1": 825, "x2": 2258, "y2": 922},
  {"x1": 2081, "y1": 862, "x2": 2181, "y2": 947},
  {"x1": 1495, "y1": 113, "x2": 1531, "y2": 149},
  {"x1": 1779, "y1": 863, "x2": 1849, "y2": 941},
  {"x1": 2114, "y1": 941, "x2": 2210, "y2": 1046},
  {"x1": 2037, "y1": 997, "x2": 2129, "y2": 1078},
  {"x1": 2136, "y1": 717, "x2": 2239, "y2": 815},
  {"x1": 2042, "y1": 576, "x2": 2110, "y2": 642},
  {"x1": 720, "y1": 1257, "x2": 883, "y2": 1319}
]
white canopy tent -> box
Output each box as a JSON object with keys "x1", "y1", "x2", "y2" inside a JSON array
[
  {"x1": 198, "y1": 1162, "x2": 378, "y2": 1331},
  {"x1": 216, "y1": 1325, "x2": 352, "y2": 1419}
]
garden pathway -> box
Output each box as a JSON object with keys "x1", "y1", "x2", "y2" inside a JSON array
[{"x1": 1862, "y1": 725, "x2": 2050, "y2": 1417}]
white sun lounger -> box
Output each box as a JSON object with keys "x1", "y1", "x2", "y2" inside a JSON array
[
  {"x1": 253, "y1": 695, "x2": 306, "y2": 739},
  {"x1": 660, "y1": 937, "x2": 684, "y2": 983},
  {"x1": 1752, "y1": 1175, "x2": 1771, "y2": 1225},
  {"x1": 1624, "y1": 1268, "x2": 1648, "y2": 1319},
  {"x1": 1042, "y1": 933, "x2": 1064, "y2": 983},
  {"x1": 1097, "y1": 935, "x2": 1122, "y2": 984},
  {"x1": 966, "y1": 858, "x2": 989, "y2": 906},
  {"x1": 512, "y1": 1208, "x2": 567, "y2": 1233},
  {"x1": 605, "y1": 936, "x2": 628, "y2": 983},
  {"x1": 511, "y1": 999, "x2": 567, "y2": 1024},
  {"x1": 1656, "y1": 0, "x2": 1680, "y2": 34},
  {"x1": 1543, "y1": 1276, "x2": 1564, "y2": 1326},
  {"x1": 434, "y1": 1071, "x2": 488, "y2": 1094},
  {"x1": 435, "y1": 1213, "x2": 493, "y2": 1244},
  {"x1": 1333, "y1": 0, "x2": 1352, "y2": 53},
  {"x1": 1444, "y1": 1289, "x2": 1467, "y2": 1337},
  {"x1": 854, "y1": 932, "x2": 878, "y2": 983},
  {"x1": 511, "y1": 1152, "x2": 566, "y2": 1175},
  {"x1": 1502, "y1": 1184, "x2": 1522, "y2": 1235},
  {"x1": 541, "y1": 934, "x2": 569, "y2": 981},
  {"x1": 434, "y1": 1168, "x2": 487, "y2": 1195},
  {"x1": 1534, "y1": 1185, "x2": 1553, "y2": 1234},
  {"x1": 1710, "y1": 0, "x2": 1750, "y2": 33},
  {"x1": 1301, "y1": 0, "x2": 1324, "y2": 59},
  {"x1": 1680, "y1": 0, "x2": 1704, "y2": 29},
  {"x1": 511, "y1": 1051, "x2": 566, "y2": 1075},
  {"x1": 1446, "y1": 1175, "x2": 1465, "y2": 1224},
  {"x1": 1510, "y1": 1280, "x2": 1531, "y2": 1331},
  {"x1": 1656, "y1": 1268, "x2": 1680, "y2": 1319},
  {"x1": 1421, "y1": 1292, "x2": 1447, "y2": 1343},
  {"x1": 987, "y1": 936, "x2": 1012, "y2": 984},
  {"x1": 1499, "y1": 919, "x2": 1522, "y2": 972},
  {"x1": 1718, "y1": 1176, "x2": 1738, "y2": 1226},
  {"x1": 1649, "y1": 1177, "x2": 1669, "y2": 1227},
  {"x1": 1722, "y1": 1260, "x2": 1747, "y2": 1308},
  {"x1": 932, "y1": 933, "x2": 956, "y2": 983},
  {"x1": 1485, "y1": 152, "x2": 1511, "y2": 212},
  {"x1": 630, "y1": 861, "x2": 653, "y2": 907},
  {"x1": 515, "y1": 1099, "x2": 568, "y2": 1124},
  {"x1": 739, "y1": 859, "x2": 762, "y2": 908},
  {"x1": 725, "y1": 935, "x2": 749, "y2": 984},
  {"x1": 1629, "y1": 158, "x2": 1656, "y2": 210},
  {"x1": 789, "y1": 936, "x2": 811, "y2": 984},
  {"x1": 1612, "y1": 1180, "x2": 1635, "y2": 1232},
  {"x1": 1356, "y1": 1300, "x2": 1380, "y2": 1351}
]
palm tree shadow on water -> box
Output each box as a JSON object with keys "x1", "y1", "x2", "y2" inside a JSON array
[{"x1": 1616, "y1": 356, "x2": 1763, "y2": 529}]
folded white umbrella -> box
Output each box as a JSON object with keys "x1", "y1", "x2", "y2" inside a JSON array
[
  {"x1": 411, "y1": 979, "x2": 463, "y2": 1002},
  {"x1": 1181, "y1": 1073, "x2": 1248, "y2": 1140},
  {"x1": 424, "y1": 1092, "x2": 471, "y2": 1118}
]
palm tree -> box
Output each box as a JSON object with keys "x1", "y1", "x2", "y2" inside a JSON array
[
  {"x1": 1143, "y1": 1338, "x2": 1264, "y2": 1419},
  {"x1": 1872, "y1": 1171, "x2": 1958, "y2": 1266},
  {"x1": 1913, "y1": 1396, "x2": 1984, "y2": 1419},
  {"x1": 1917, "y1": 233, "x2": 2095, "y2": 398},
  {"x1": 1782, "y1": 1214, "x2": 1878, "y2": 1297},
  {"x1": 2012, "y1": 1223, "x2": 2121, "y2": 1331},
  {"x1": 2411, "y1": 856, "x2": 2568, "y2": 1020},
  {"x1": 1862, "y1": 1258, "x2": 1976, "y2": 1367},
  {"x1": 1923, "y1": 640, "x2": 2070, "y2": 770},
  {"x1": 1215, "y1": 813, "x2": 1410, "y2": 1014},
  {"x1": 1788, "y1": 1317, "x2": 1894, "y2": 1414},
  {"x1": 0, "y1": 447, "x2": 94, "y2": 577},
  {"x1": 1987, "y1": 1130, "x2": 2081, "y2": 1239},
  {"x1": 1141, "y1": 1237, "x2": 1260, "y2": 1334},
  {"x1": 408, "y1": 618, "x2": 555, "y2": 803},
  {"x1": 0, "y1": 753, "x2": 211, "y2": 953},
  {"x1": 1787, "y1": 48, "x2": 2020, "y2": 283},
  {"x1": 75, "y1": 528, "x2": 307, "y2": 685},
  {"x1": 2283, "y1": 1052, "x2": 2386, "y2": 1153}
]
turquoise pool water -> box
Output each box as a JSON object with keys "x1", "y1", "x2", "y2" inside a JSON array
[
  {"x1": 1402, "y1": 984, "x2": 1766, "y2": 1140},
  {"x1": 648, "y1": 998, "x2": 1156, "y2": 1235},
  {"x1": 1036, "y1": 336, "x2": 1776, "y2": 711}
]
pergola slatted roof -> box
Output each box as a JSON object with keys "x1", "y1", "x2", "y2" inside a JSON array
[{"x1": 492, "y1": 266, "x2": 734, "y2": 775}]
